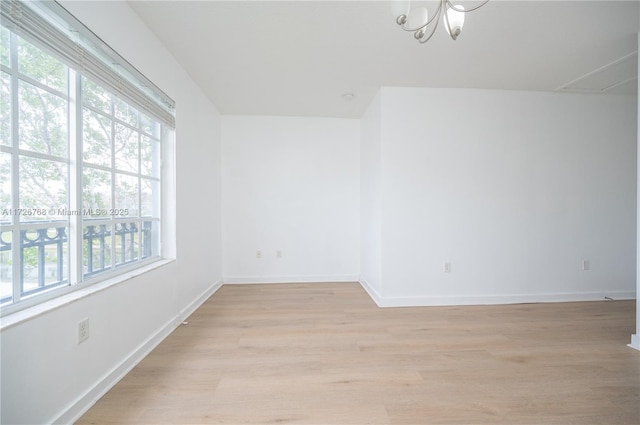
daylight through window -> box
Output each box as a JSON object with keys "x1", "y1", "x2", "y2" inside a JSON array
[{"x1": 0, "y1": 1, "x2": 173, "y2": 315}]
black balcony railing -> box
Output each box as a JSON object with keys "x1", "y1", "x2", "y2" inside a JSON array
[
  {"x1": 84, "y1": 221, "x2": 153, "y2": 276},
  {"x1": 0, "y1": 220, "x2": 154, "y2": 304},
  {"x1": 21, "y1": 227, "x2": 68, "y2": 293},
  {"x1": 0, "y1": 226, "x2": 68, "y2": 303}
]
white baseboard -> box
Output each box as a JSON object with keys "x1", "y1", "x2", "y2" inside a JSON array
[
  {"x1": 178, "y1": 279, "x2": 224, "y2": 323},
  {"x1": 223, "y1": 275, "x2": 359, "y2": 284},
  {"x1": 55, "y1": 279, "x2": 223, "y2": 425},
  {"x1": 363, "y1": 290, "x2": 636, "y2": 308},
  {"x1": 629, "y1": 334, "x2": 640, "y2": 351},
  {"x1": 358, "y1": 279, "x2": 383, "y2": 307}
]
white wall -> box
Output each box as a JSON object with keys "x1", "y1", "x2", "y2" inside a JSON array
[
  {"x1": 222, "y1": 116, "x2": 360, "y2": 283},
  {"x1": 359, "y1": 91, "x2": 383, "y2": 301},
  {"x1": 0, "y1": 2, "x2": 223, "y2": 424},
  {"x1": 377, "y1": 87, "x2": 636, "y2": 306}
]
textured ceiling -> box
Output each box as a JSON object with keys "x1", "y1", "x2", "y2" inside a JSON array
[{"x1": 129, "y1": 1, "x2": 640, "y2": 118}]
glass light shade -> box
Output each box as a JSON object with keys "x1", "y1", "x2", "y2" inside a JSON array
[
  {"x1": 444, "y1": 5, "x2": 465, "y2": 36},
  {"x1": 406, "y1": 6, "x2": 428, "y2": 29},
  {"x1": 391, "y1": 0, "x2": 411, "y2": 19}
]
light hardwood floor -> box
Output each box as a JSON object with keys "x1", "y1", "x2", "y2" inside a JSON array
[{"x1": 77, "y1": 283, "x2": 639, "y2": 424}]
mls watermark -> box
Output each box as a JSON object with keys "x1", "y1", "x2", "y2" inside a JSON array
[{"x1": 1, "y1": 208, "x2": 131, "y2": 217}]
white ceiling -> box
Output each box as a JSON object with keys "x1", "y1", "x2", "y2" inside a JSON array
[{"x1": 128, "y1": 0, "x2": 640, "y2": 118}]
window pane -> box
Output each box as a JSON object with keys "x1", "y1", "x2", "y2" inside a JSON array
[
  {"x1": 0, "y1": 151, "x2": 11, "y2": 223},
  {"x1": 114, "y1": 123, "x2": 138, "y2": 173},
  {"x1": 1, "y1": 15, "x2": 166, "y2": 311},
  {"x1": 141, "y1": 220, "x2": 159, "y2": 259},
  {"x1": 141, "y1": 178, "x2": 159, "y2": 217},
  {"x1": 21, "y1": 226, "x2": 68, "y2": 297},
  {"x1": 141, "y1": 135, "x2": 160, "y2": 177},
  {"x1": 0, "y1": 71, "x2": 10, "y2": 146},
  {"x1": 114, "y1": 96, "x2": 137, "y2": 127},
  {"x1": 19, "y1": 156, "x2": 67, "y2": 221},
  {"x1": 82, "y1": 76, "x2": 111, "y2": 115},
  {"x1": 115, "y1": 173, "x2": 138, "y2": 217},
  {"x1": 83, "y1": 167, "x2": 111, "y2": 217},
  {"x1": 0, "y1": 229, "x2": 12, "y2": 304},
  {"x1": 0, "y1": 27, "x2": 9, "y2": 67},
  {"x1": 115, "y1": 221, "x2": 138, "y2": 267},
  {"x1": 17, "y1": 37, "x2": 67, "y2": 93},
  {"x1": 83, "y1": 108, "x2": 111, "y2": 167},
  {"x1": 18, "y1": 81, "x2": 68, "y2": 157},
  {"x1": 83, "y1": 224, "x2": 111, "y2": 277}
]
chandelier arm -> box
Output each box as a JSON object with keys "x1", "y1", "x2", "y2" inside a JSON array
[
  {"x1": 418, "y1": 13, "x2": 441, "y2": 44},
  {"x1": 445, "y1": 0, "x2": 490, "y2": 13},
  {"x1": 398, "y1": 0, "x2": 443, "y2": 33}
]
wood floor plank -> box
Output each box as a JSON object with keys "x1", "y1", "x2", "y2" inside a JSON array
[{"x1": 76, "y1": 283, "x2": 639, "y2": 424}]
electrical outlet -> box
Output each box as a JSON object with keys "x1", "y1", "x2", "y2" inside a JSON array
[
  {"x1": 444, "y1": 262, "x2": 452, "y2": 273},
  {"x1": 582, "y1": 260, "x2": 590, "y2": 271},
  {"x1": 78, "y1": 318, "x2": 89, "y2": 344},
  {"x1": 276, "y1": 250, "x2": 282, "y2": 258},
  {"x1": 256, "y1": 250, "x2": 262, "y2": 259}
]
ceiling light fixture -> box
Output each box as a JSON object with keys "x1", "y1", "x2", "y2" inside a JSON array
[{"x1": 393, "y1": 0, "x2": 489, "y2": 44}]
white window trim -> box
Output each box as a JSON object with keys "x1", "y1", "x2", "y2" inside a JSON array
[
  {"x1": 0, "y1": 258, "x2": 175, "y2": 330},
  {"x1": 0, "y1": 0, "x2": 177, "y2": 317}
]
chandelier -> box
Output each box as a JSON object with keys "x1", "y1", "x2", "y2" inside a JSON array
[{"x1": 393, "y1": 0, "x2": 489, "y2": 44}]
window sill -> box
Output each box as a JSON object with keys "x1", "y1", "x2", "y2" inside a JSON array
[{"x1": 0, "y1": 258, "x2": 175, "y2": 331}]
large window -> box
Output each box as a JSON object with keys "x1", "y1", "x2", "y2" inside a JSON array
[
  {"x1": 80, "y1": 75, "x2": 161, "y2": 277},
  {"x1": 0, "y1": 1, "x2": 173, "y2": 315}
]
